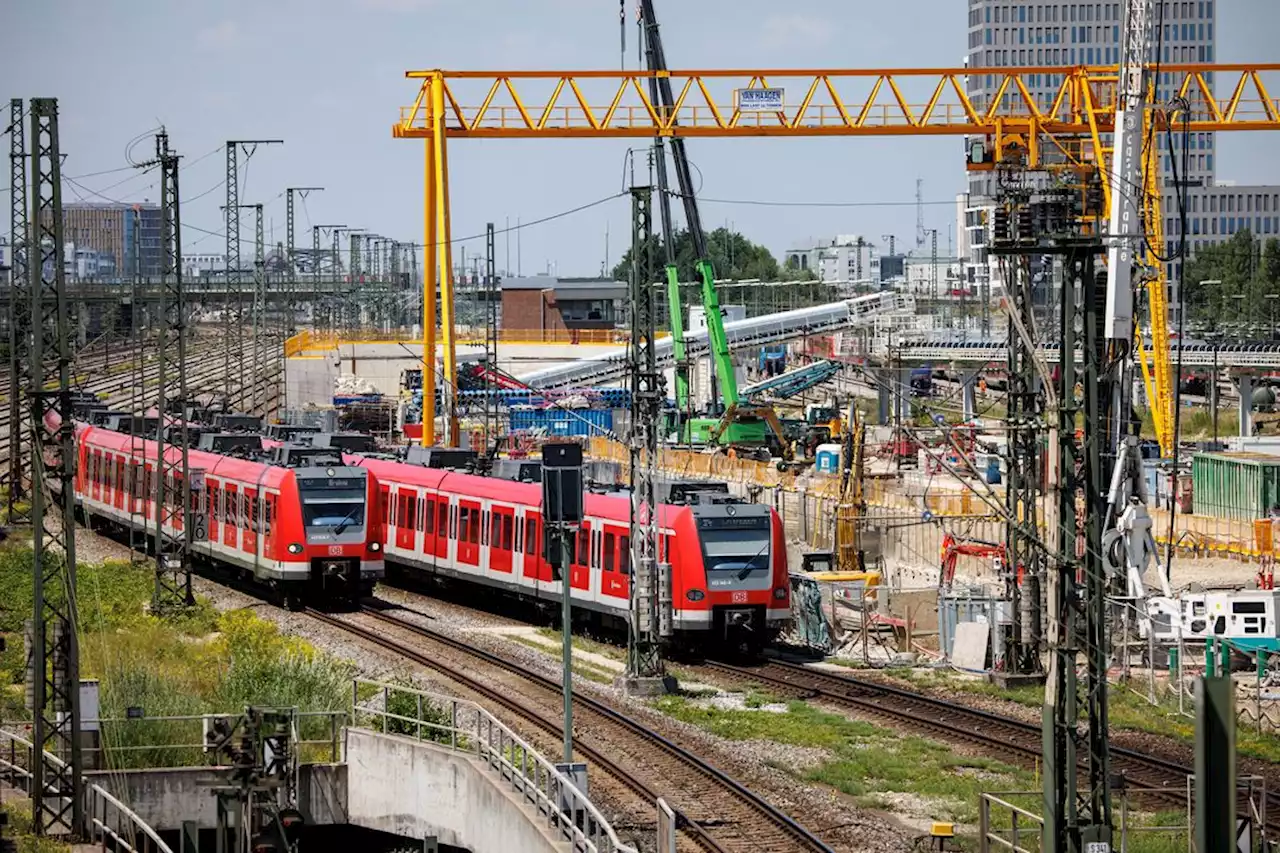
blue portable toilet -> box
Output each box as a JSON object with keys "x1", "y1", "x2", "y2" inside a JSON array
[
  {"x1": 985, "y1": 454, "x2": 1002, "y2": 484},
  {"x1": 814, "y1": 443, "x2": 842, "y2": 474}
]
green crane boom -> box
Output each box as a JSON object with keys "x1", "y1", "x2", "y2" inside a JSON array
[{"x1": 641, "y1": 0, "x2": 786, "y2": 455}]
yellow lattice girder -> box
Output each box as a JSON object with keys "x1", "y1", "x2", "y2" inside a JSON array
[
  {"x1": 395, "y1": 64, "x2": 1280, "y2": 140},
  {"x1": 394, "y1": 63, "x2": 1280, "y2": 445}
]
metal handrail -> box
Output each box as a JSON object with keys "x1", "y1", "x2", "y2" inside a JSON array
[
  {"x1": 1, "y1": 727, "x2": 174, "y2": 853},
  {"x1": 351, "y1": 678, "x2": 639, "y2": 853},
  {"x1": 77, "y1": 711, "x2": 346, "y2": 766}
]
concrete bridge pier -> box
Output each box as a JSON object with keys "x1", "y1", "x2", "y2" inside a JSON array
[
  {"x1": 895, "y1": 365, "x2": 912, "y2": 426},
  {"x1": 1239, "y1": 372, "x2": 1255, "y2": 437},
  {"x1": 877, "y1": 367, "x2": 892, "y2": 425},
  {"x1": 961, "y1": 368, "x2": 978, "y2": 422}
]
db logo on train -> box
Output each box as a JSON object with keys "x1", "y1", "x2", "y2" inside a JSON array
[
  {"x1": 328, "y1": 546, "x2": 344, "y2": 556},
  {"x1": 732, "y1": 591, "x2": 748, "y2": 604}
]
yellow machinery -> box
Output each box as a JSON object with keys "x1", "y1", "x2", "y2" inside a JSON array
[{"x1": 392, "y1": 63, "x2": 1280, "y2": 448}]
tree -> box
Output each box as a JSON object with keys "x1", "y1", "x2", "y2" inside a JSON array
[
  {"x1": 1184, "y1": 230, "x2": 1278, "y2": 332},
  {"x1": 612, "y1": 227, "x2": 781, "y2": 284}
]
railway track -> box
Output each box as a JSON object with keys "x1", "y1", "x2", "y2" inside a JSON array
[
  {"x1": 0, "y1": 332, "x2": 283, "y2": 459},
  {"x1": 703, "y1": 658, "x2": 1280, "y2": 836},
  {"x1": 305, "y1": 605, "x2": 834, "y2": 853}
]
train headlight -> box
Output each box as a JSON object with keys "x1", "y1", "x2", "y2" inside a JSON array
[
  {"x1": 685, "y1": 589, "x2": 705, "y2": 602},
  {"x1": 288, "y1": 543, "x2": 304, "y2": 555},
  {"x1": 370, "y1": 541, "x2": 381, "y2": 552},
  {"x1": 773, "y1": 587, "x2": 788, "y2": 600}
]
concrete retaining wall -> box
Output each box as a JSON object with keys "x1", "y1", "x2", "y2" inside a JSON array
[
  {"x1": 345, "y1": 728, "x2": 569, "y2": 853},
  {"x1": 84, "y1": 764, "x2": 347, "y2": 830}
]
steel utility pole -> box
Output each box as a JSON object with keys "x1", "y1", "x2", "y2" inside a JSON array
[
  {"x1": 7, "y1": 98, "x2": 30, "y2": 523},
  {"x1": 245, "y1": 204, "x2": 265, "y2": 416},
  {"x1": 129, "y1": 206, "x2": 146, "y2": 559},
  {"x1": 224, "y1": 140, "x2": 282, "y2": 403},
  {"x1": 483, "y1": 224, "x2": 499, "y2": 452},
  {"x1": 313, "y1": 225, "x2": 346, "y2": 334},
  {"x1": 26, "y1": 96, "x2": 84, "y2": 837},
  {"x1": 623, "y1": 185, "x2": 672, "y2": 692},
  {"x1": 285, "y1": 187, "x2": 322, "y2": 336},
  {"x1": 152, "y1": 129, "x2": 196, "y2": 613}
]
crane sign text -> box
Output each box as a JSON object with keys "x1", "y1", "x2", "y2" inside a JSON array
[{"x1": 734, "y1": 88, "x2": 785, "y2": 112}]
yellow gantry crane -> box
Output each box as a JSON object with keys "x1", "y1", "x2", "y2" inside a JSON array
[{"x1": 393, "y1": 63, "x2": 1280, "y2": 448}]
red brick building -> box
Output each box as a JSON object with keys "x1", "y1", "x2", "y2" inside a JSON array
[{"x1": 500, "y1": 276, "x2": 627, "y2": 335}]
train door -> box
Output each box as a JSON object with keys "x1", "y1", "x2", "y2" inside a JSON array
[
  {"x1": 91, "y1": 450, "x2": 102, "y2": 502},
  {"x1": 243, "y1": 488, "x2": 258, "y2": 556},
  {"x1": 600, "y1": 525, "x2": 630, "y2": 600},
  {"x1": 435, "y1": 497, "x2": 450, "y2": 561},
  {"x1": 420, "y1": 491, "x2": 435, "y2": 558},
  {"x1": 457, "y1": 500, "x2": 481, "y2": 567},
  {"x1": 262, "y1": 493, "x2": 277, "y2": 564},
  {"x1": 395, "y1": 488, "x2": 416, "y2": 552},
  {"x1": 490, "y1": 506, "x2": 514, "y2": 574},
  {"x1": 223, "y1": 484, "x2": 239, "y2": 551},
  {"x1": 207, "y1": 480, "x2": 220, "y2": 546},
  {"x1": 114, "y1": 456, "x2": 126, "y2": 510},
  {"x1": 522, "y1": 512, "x2": 547, "y2": 583},
  {"x1": 571, "y1": 521, "x2": 591, "y2": 594},
  {"x1": 378, "y1": 484, "x2": 390, "y2": 549}
]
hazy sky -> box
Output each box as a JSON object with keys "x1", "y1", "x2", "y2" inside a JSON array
[{"x1": 4, "y1": 1, "x2": 1279, "y2": 276}]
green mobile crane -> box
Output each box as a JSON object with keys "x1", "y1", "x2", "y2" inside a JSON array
[{"x1": 641, "y1": 0, "x2": 788, "y2": 458}]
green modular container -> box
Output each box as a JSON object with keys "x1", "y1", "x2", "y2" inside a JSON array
[{"x1": 1191, "y1": 451, "x2": 1280, "y2": 520}]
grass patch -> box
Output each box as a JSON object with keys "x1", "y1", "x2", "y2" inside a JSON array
[
  {"x1": 536, "y1": 627, "x2": 624, "y2": 661},
  {"x1": 0, "y1": 799, "x2": 70, "y2": 853},
  {"x1": 509, "y1": 635, "x2": 617, "y2": 684},
  {"x1": 0, "y1": 544, "x2": 352, "y2": 768},
  {"x1": 654, "y1": 693, "x2": 1030, "y2": 824}
]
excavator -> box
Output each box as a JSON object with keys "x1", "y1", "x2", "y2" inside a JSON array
[{"x1": 641, "y1": 0, "x2": 791, "y2": 460}]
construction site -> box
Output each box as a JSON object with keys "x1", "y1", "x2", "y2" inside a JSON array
[{"x1": 3, "y1": 1, "x2": 1280, "y2": 852}]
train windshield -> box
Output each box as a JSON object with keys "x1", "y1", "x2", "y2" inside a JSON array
[
  {"x1": 302, "y1": 497, "x2": 366, "y2": 529},
  {"x1": 699, "y1": 529, "x2": 770, "y2": 573},
  {"x1": 297, "y1": 474, "x2": 367, "y2": 530}
]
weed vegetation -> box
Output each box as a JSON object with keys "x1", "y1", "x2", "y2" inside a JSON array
[{"x1": 0, "y1": 544, "x2": 352, "y2": 769}]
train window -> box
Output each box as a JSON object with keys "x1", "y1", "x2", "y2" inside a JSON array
[
  {"x1": 459, "y1": 507, "x2": 470, "y2": 543},
  {"x1": 524, "y1": 517, "x2": 538, "y2": 556},
  {"x1": 576, "y1": 527, "x2": 589, "y2": 568},
  {"x1": 619, "y1": 535, "x2": 630, "y2": 574},
  {"x1": 378, "y1": 486, "x2": 389, "y2": 526},
  {"x1": 439, "y1": 500, "x2": 449, "y2": 538},
  {"x1": 424, "y1": 499, "x2": 435, "y2": 534},
  {"x1": 469, "y1": 510, "x2": 480, "y2": 544},
  {"x1": 416, "y1": 496, "x2": 425, "y2": 532},
  {"x1": 592, "y1": 530, "x2": 601, "y2": 569},
  {"x1": 264, "y1": 496, "x2": 274, "y2": 535},
  {"x1": 603, "y1": 533, "x2": 615, "y2": 572},
  {"x1": 481, "y1": 510, "x2": 489, "y2": 546}
]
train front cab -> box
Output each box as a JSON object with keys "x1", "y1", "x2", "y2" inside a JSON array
[
  {"x1": 290, "y1": 466, "x2": 384, "y2": 602},
  {"x1": 673, "y1": 502, "x2": 790, "y2": 656}
]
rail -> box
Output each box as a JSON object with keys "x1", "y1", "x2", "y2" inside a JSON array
[
  {"x1": 0, "y1": 727, "x2": 174, "y2": 853},
  {"x1": 351, "y1": 677, "x2": 639, "y2": 853}
]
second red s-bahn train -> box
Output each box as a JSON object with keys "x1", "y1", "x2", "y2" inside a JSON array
[{"x1": 353, "y1": 455, "x2": 791, "y2": 652}]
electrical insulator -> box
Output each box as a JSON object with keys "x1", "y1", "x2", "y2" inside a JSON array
[
  {"x1": 1017, "y1": 207, "x2": 1035, "y2": 242},
  {"x1": 993, "y1": 207, "x2": 1011, "y2": 244}
]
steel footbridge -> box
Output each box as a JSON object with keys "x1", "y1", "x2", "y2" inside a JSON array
[{"x1": 518, "y1": 292, "x2": 912, "y2": 389}]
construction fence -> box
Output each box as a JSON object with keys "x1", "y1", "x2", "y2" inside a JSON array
[{"x1": 586, "y1": 437, "x2": 1280, "y2": 568}]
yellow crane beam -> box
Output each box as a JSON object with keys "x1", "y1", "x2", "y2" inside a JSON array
[{"x1": 395, "y1": 63, "x2": 1280, "y2": 447}]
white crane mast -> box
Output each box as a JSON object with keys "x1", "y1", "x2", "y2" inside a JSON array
[{"x1": 1103, "y1": 0, "x2": 1157, "y2": 341}]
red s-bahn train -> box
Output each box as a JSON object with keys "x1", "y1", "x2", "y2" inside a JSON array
[
  {"x1": 73, "y1": 424, "x2": 385, "y2": 606},
  {"x1": 352, "y1": 456, "x2": 791, "y2": 653}
]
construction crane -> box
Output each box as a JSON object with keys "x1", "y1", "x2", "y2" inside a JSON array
[{"x1": 639, "y1": 0, "x2": 790, "y2": 457}]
